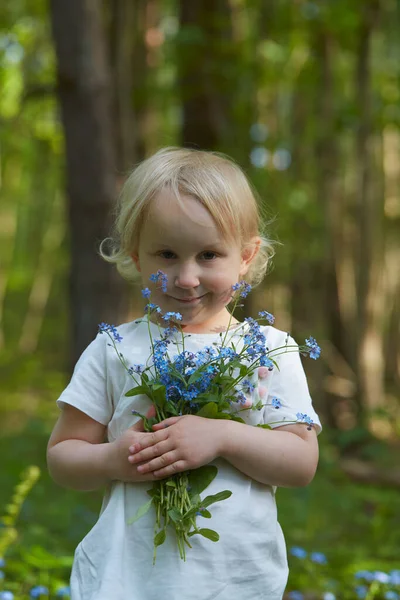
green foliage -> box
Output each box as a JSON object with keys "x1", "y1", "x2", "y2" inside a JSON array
[{"x1": 0, "y1": 466, "x2": 72, "y2": 599}]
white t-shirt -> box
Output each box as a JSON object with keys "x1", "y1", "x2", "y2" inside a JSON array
[{"x1": 57, "y1": 319, "x2": 321, "y2": 600}]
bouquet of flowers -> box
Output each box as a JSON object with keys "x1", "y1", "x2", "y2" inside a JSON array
[{"x1": 99, "y1": 272, "x2": 320, "y2": 563}]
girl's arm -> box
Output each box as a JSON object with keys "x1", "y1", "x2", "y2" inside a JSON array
[
  {"x1": 128, "y1": 416, "x2": 319, "y2": 488},
  {"x1": 47, "y1": 404, "x2": 157, "y2": 491},
  {"x1": 218, "y1": 420, "x2": 318, "y2": 487}
]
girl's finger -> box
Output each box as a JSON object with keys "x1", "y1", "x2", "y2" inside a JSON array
[
  {"x1": 129, "y1": 429, "x2": 168, "y2": 454},
  {"x1": 258, "y1": 367, "x2": 269, "y2": 379},
  {"x1": 137, "y1": 451, "x2": 178, "y2": 474},
  {"x1": 153, "y1": 459, "x2": 187, "y2": 478},
  {"x1": 128, "y1": 439, "x2": 171, "y2": 464},
  {"x1": 152, "y1": 416, "x2": 181, "y2": 430},
  {"x1": 259, "y1": 386, "x2": 268, "y2": 399}
]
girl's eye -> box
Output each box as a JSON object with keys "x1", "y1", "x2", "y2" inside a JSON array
[
  {"x1": 158, "y1": 250, "x2": 176, "y2": 259},
  {"x1": 201, "y1": 251, "x2": 218, "y2": 261}
]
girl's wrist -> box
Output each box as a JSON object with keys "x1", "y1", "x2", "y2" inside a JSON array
[
  {"x1": 101, "y1": 440, "x2": 118, "y2": 482},
  {"x1": 215, "y1": 419, "x2": 238, "y2": 459}
]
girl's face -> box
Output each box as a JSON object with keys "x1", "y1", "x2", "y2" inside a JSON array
[{"x1": 133, "y1": 188, "x2": 258, "y2": 333}]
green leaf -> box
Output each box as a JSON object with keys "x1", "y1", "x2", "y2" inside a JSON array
[
  {"x1": 152, "y1": 385, "x2": 166, "y2": 409},
  {"x1": 190, "y1": 493, "x2": 201, "y2": 506},
  {"x1": 201, "y1": 490, "x2": 232, "y2": 509},
  {"x1": 257, "y1": 424, "x2": 272, "y2": 429},
  {"x1": 154, "y1": 529, "x2": 166, "y2": 546},
  {"x1": 190, "y1": 528, "x2": 219, "y2": 542},
  {"x1": 165, "y1": 401, "x2": 179, "y2": 416},
  {"x1": 187, "y1": 465, "x2": 218, "y2": 496},
  {"x1": 230, "y1": 415, "x2": 246, "y2": 424},
  {"x1": 188, "y1": 370, "x2": 205, "y2": 385},
  {"x1": 125, "y1": 386, "x2": 148, "y2": 397},
  {"x1": 146, "y1": 417, "x2": 158, "y2": 430},
  {"x1": 198, "y1": 509, "x2": 211, "y2": 518},
  {"x1": 196, "y1": 402, "x2": 218, "y2": 418},
  {"x1": 215, "y1": 412, "x2": 232, "y2": 420},
  {"x1": 240, "y1": 364, "x2": 248, "y2": 377},
  {"x1": 127, "y1": 499, "x2": 153, "y2": 525},
  {"x1": 168, "y1": 508, "x2": 182, "y2": 523},
  {"x1": 165, "y1": 479, "x2": 176, "y2": 488}
]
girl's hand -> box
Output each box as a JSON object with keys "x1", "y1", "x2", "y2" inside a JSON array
[
  {"x1": 107, "y1": 408, "x2": 157, "y2": 483},
  {"x1": 128, "y1": 415, "x2": 221, "y2": 478}
]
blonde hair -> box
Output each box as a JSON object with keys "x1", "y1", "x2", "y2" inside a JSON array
[{"x1": 100, "y1": 147, "x2": 274, "y2": 287}]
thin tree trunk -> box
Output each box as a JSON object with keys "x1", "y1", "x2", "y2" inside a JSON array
[
  {"x1": 108, "y1": 0, "x2": 139, "y2": 172},
  {"x1": 312, "y1": 26, "x2": 353, "y2": 428},
  {"x1": 50, "y1": 0, "x2": 129, "y2": 367},
  {"x1": 178, "y1": 0, "x2": 233, "y2": 149},
  {"x1": 18, "y1": 193, "x2": 64, "y2": 354},
  {"x1": 354, "y1": 1, "x2": 385, "y2": 418}
]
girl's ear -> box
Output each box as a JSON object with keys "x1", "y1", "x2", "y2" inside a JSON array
[
  {"x1": 239, "y1": 237, "x2": 261, "y2": 276},
  {"x1": 131, "y1": 253, "x2": 141, "y2": 272}
]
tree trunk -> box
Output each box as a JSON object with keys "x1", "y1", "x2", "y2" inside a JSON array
[
  {"x1": 50, "y1": 0, "x2": 129, "y2": 367},
  {"x1": 108, "y1": 0, "x2": 142, "y2": 173},
  {"x1": 178, "y1": 0, "x2": 233, "y2": 150},
  {"x1": 354, "y1": 1, "x2": 386, "y2": 419}
]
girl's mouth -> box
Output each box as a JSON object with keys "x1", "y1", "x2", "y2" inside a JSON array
[{"x1": 171, "y1": 294, "x2": 206, "y2": 304}]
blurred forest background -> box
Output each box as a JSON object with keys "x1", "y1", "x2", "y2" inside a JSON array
[{"x1": 0, "y1": 0, "x2": 399, "y2": 598}]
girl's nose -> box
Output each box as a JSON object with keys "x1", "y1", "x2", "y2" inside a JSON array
[{"x1": 174, "y1": 263, "x2": 200, "y2": 288}]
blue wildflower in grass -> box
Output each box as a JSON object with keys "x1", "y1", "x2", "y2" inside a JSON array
[
  {"x1": 305, "y1": 336, "x2": 321, "y2": 360},
  {"x1": 310, "y1": 551, "x2": 327, "y2": 564},
  {"x1": 0, "y1": 558, "x2": 4, "y2": 567},
  {"x1": 162, "y1": 311, "x2": 183, "y2": 322},
  {"x1": 271, "y1": 397, "x2": 281, "y2": 409},
  {"x1": 150, "y1": 270, "x2": 168, "y2": 293},
  {"x1": 390, "y1": 571, "x2": 400, "y2": 585},
  {"x1": 323, "y1": 594, "x2": 336, "y2": 600},
  {"x1": 355, "y1": 585, "x2": 368, "y2": 599},
  {"x1": 0, "y1": 592, "x2": 14, "y2": 600},
  {"x1": 288, "y1": 592, "x2": 304, "y2": 600},
  {"x1": 0, "y1": 571, "x2": 4, "y2": 579},
  {"x1": 373, "y1": 571, "x2": 390, "y2": 584},
  {"x1": 141, "y1": 287, "x2": 151, "y2": 299},
  {"x1": 56, "y1": 586, "x2": 71, "y2": 597},
  {"x1": 232, "y1": 280, "x2": 252, "y2": 298},
  {"x1": 385, "y1": 592, "x2": 400, "y2": 600},
  {"x1": 290, "y1": 546, "x2": 307, "y2": 559},
  {"x1": 30, "y1": 587, "x2": 49, "y2": 599},
  {"x1": 355, "y1": 570, "x2": 390, "y2": 583},
  {"x1": 258, "y1": 310, "x2": 275, "y2": 324}
]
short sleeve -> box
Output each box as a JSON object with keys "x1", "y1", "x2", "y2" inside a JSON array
[
  {"x1": 262, "y1": 332, "x2": 322, "y2": 434},
  {"x1": 56, "y1": 333, "x2": 113, "y2": 425}
]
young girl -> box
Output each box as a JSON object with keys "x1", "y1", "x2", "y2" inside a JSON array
[{"x1": 47, "y1": 147, "x2": 321, "y2": 600}]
